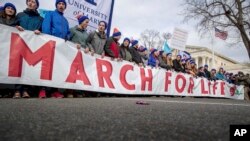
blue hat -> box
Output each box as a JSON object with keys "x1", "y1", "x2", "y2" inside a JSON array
[
  {"x1": 99, "y1": 21, "x2": 107, "y2": 30},
  {"x1": 151, "y1": 49, "x2": 158, "y2": 54},
  {"x1": 78, "y1": 15, "x2": 89, "y2": 24},
  {"x1": 26, "y1": 0, "x2": 39, "y2": 9},
  {"x1": 123, "y1": 38, "x2": 130, "y2": 44},
  {"x1": 140, "y1": 47, "x2": 147, "y2": 52},
  {"x1": 0, "y1": 6, "x2": 3, "y2": 11},
  {"x1": 4, "y1": 3, "x2": 16, "y2": 12},
  {"x1": 167, "y1": 53, "x2": 172, "y2": 56},
  {"x1": 204, "y1": 64, "x2": 208, "y2": 67},
  {"x1": 131, "y1": 40, "x2": 138, "y2": 47},
  {"x1": 112, "y1": 28, "x2": 121, "y2": 37},
  {"x1": 56, "y1": 0, "x2": 67, "y2": 8}
]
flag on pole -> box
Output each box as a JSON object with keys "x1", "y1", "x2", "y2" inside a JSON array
[
  {"x1": 215, "y1": 27, "x2": 228, "y2": 40},
  {"x1": 162, "y1": 40, "x2": 172, "y2": 53}
]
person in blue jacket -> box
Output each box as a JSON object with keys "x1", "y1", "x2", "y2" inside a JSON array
[
  {"x1": 148, "y1": 49, "x2": 160, "y2": 68},
  {"x1": 16, "y1": 0, "x2": 43, "y2": 34},
  {"x1": 42, "y1": 0, "x2": 70, "y2": 40}
]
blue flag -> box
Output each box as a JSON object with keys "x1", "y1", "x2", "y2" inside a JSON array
[{"x1": 162, "y1": 40, "x2": 172, "y2": 53}]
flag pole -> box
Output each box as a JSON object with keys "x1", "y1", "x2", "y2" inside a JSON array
[
  {"x1": 212, "y1": 32, "x2": 215, "y2": 69},
  {"x1": 209, "y1": 28, "x2": 215, "y2": 69}
]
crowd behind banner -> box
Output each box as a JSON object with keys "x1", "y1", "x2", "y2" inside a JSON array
[{"x1": 0, "y1": 0, "x2": 249, "y2": 100}]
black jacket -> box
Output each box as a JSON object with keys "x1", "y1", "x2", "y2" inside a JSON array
[
  {"x1": 129, "y1": 47, "x2": 143, "y2": 64},
  {"x1": 173, "y1": 59, "x2": 184, "y2": 72}
]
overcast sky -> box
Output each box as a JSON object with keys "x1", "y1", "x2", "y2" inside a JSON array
[
  {"x1": 1, "y1": 0, "x2": 249, "y2": 63},
  {"x1": 110, "y1": 0, "x2": 249, "y2": 63}
]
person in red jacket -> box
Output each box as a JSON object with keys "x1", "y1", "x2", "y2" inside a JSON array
[{"x1": 104, "y1": 28, "x2": 122, "y2": 60}]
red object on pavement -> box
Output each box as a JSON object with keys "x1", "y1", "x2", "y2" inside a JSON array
[{"x1": 136, "y1": 100, "x2": 150, "y2": 105}]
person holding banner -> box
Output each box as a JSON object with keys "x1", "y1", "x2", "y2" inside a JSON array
[
  {"x1": 70, "y1": 14, "x2": 93, "y2": 54},
  {"x1": 147, "y1": 49, "x2": 160, "y2": 68},
  {"x1": 86, "y1": 21, "x2": 107, "y2": 57},
  {"x1": 158, "y1": 51, "x2": 171, "y2": 70},
  {"x1": 42, "y1": 0, "x2": 70, "y2": 40},
  {"x1": 120, "y1": 38, "x2": 133, "y2": 62},
  {"x1": 68, "y1": 14, "x2": 91, "y2": 98},
  {"x1": 173, "y1": 55, "x2": 185, "y2": 73},
  {"x1": 138, "y1": 47, "x2": 149, "y2": 66},
  {"x1": 163, "y1": 53, "x2": 174, "y2": 70},
  {"x1": 216, "y1": 67, "x2": 226, "y2": 80},
  {"x1": 129, "y1": 40, "x2": 144, "y2": 67},
  {"x1": 104, "y1": 28, "x2": 122, "y2": 60},
  {"x1": 0, "y1": 2, "x2": 16, "y2": 26},
  {"x1": 16, "y1": 0, "x2": 43, "y2": 35}
]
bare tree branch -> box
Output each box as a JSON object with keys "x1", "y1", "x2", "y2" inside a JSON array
[{"x1": 181, "y1": 0, "x2": 250, "y2": 59}]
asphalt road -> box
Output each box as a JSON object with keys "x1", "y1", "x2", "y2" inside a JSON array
[{"x1": 0, "y1": 97, "x2": 250, "y2": 141}]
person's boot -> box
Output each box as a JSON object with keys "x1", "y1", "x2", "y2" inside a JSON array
[
  {"x1": 39, "y1": 90, "x2": 46, "y2": 98},
  {"x1": 13, "y1": 91, "x2": 21, "y2": 99},
  {"x1": 22, "y1": 91, "x2": 30, "y2": 98}
]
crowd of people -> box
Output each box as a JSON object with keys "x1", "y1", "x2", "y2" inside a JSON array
[{"x1": 0, "y1": 0, "x2": 249, "y2": 100}]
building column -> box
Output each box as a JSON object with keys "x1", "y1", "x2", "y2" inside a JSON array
[
  {"x1": 202, "y1": 57, "x2": 206, "y2": 67},
  {"x1": 207, "y1": 58, "x2": 210, "y2": 68},
  {"x1": 195, "y1": 57, "x2": 199, "y2": 67}
]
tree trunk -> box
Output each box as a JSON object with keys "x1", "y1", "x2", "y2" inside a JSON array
[{"x1": 240, "y1": 32, "x2": 250, "y2": 60}]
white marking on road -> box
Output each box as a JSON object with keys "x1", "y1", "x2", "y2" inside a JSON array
[{"x1": 115, "y1": 98, "x2": 250, "y2": 107}]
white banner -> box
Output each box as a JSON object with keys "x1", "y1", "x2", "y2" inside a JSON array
[
  {"x1": 0, "y1": 25, "x2": 244, "y2": 100},
  {"x1": 171, "y1": 28, "x2": 189, "y2": 51},
  {"x1": 1, "y1": 0, "x2": 114, "y2": 34}
]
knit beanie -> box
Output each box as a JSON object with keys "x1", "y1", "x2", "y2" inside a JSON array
[
  {"x1": 131, "y1": 40, "x2": 139, "y2": 47},
  {"x1": 55, "y1": 0, "x2": 67, "y2": 8},
  {"x1": 112, "y1": 28, "x2": 121, "y2": 37},
  {"x1": 4, "y1": 3, "x2": 16, "y2": 12},
  {"x1": 123, "y1": 37, "x2": 130, "y2": 44},
  {"x1": 26, "y1": 0, "x2": 39, "y2": 9},
  {"x1": 78, "y1": 15, "x2": 89, "y2": 24}
]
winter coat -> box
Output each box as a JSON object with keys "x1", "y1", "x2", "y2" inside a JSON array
[
  {"x1": 42, "y1": 10, "x2": 70, "y2": 40},
  {"x1": 216, "y1": 72, "x2": 226, "y2": 80},
  {"x1": 16, "y1": 9, "x2": 43, "y2": 31},
  {"x1": 173, "y1": 59, "x2": 184, "y2": 72},
  {"x1": 0, "y1": 11, "x2": 16, "y2": 26},
  {"x1": 197, "y1": 72, "x2": 206, "y2": 77},
  {"x1": 157, "y1": 55, "x2": 171, "y2": 70},
  {"x1": 120, "y1": 44, "x2": 132, "y2": 61},
  {"x1": 69, "y1": 26, "x2": 89, "y2": 49},
  {"x1": 104, "y1": 37, "x2": 120, "y2": 58},
  {"x1": 129, "y1": 47, "x2": 143, "y2": 64},
  {"x1": 148, "y1": 54, "x2": 158, "y2": 67},
  {"x1": 86, "y1": 30, "x2": 107, "y2": 55},
  {"x1": 204, "y1": 69, "x2": 211, "y2": 79}
]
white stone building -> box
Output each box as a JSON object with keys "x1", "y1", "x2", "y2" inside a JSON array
[{"x1": 185, "y1": 45, "x2": 250, "y2": 74}]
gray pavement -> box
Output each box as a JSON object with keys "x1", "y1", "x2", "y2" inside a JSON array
[{"x1": 0, "y1": 97, "x2": 250, "y2": 141}]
